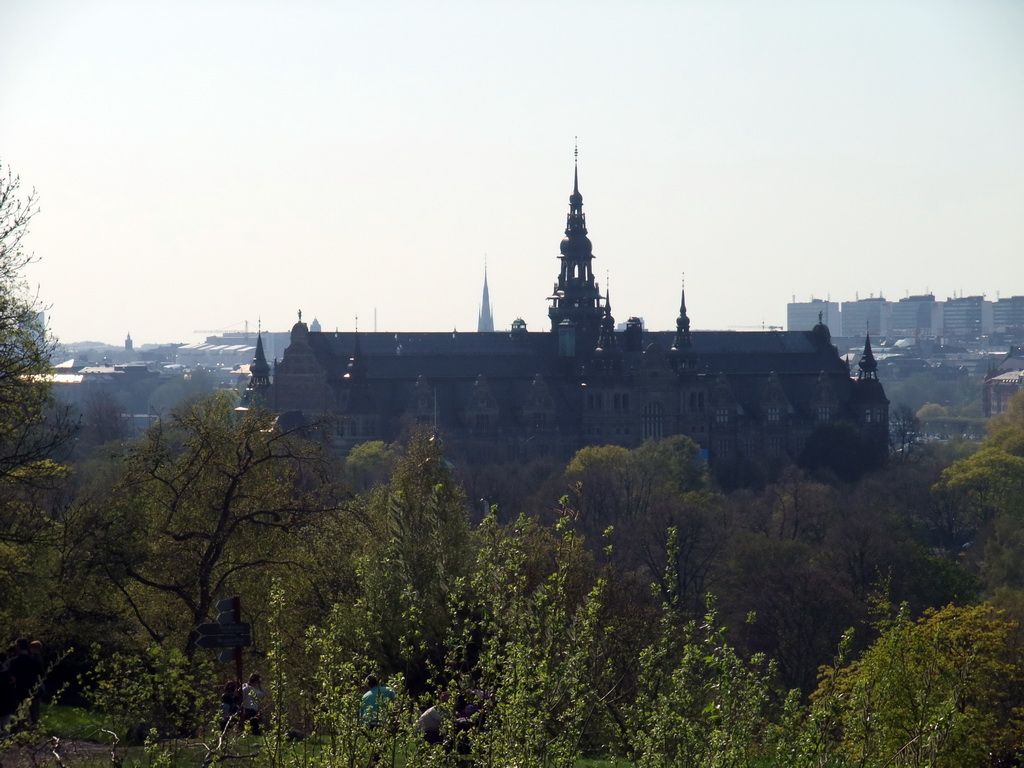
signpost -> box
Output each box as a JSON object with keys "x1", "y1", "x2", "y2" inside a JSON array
[
  {"x1": 194, "y1": 596, "x2": 250, "y2": 688},
  {"x1": 194, "y1": 623, "x2": 251, "y2": 648}
]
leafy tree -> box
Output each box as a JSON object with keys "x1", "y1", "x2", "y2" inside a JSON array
[
  {"x1": 565, "y1": 436, "x2": 713, "y2": 595},
  {"x1": 935, "y1": 447, "x2": 1024, "y2": 527},
  {"x1": 0, "y1": 160, "x2": 75, "y2": 633},
  {"x1": 343, "y1": 439, "x2": 396, "y2": 491},
  {"x1": 987, "y1": 389, "x2": 1024, "y2": 457},
  {"x1": 76, "y1": 392, "x2": 340, "y2": 652},
  {"x1": 813, "y1": 603, "x2": 1024, "y2": 767},
  {"x1": 356, "y1": 430, "x2": 474, "y2": 681},
  {"x1": 468, "y1": 515, "x2": 616, "y2": 767},
  {"x1": 0, "y1": 160, "x2": 75, "y2": 504},
  {"x1": 628, "y1": 597, "x2": 799, "y2": 767}
]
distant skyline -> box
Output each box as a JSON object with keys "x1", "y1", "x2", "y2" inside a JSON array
[{"x1": 2, "y1": 0, "x2": 1022, "y2": 346}]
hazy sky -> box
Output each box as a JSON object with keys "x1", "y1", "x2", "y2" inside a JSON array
[{"x1": 2, "y1": 0, "x2": 1023, "y2": 346}]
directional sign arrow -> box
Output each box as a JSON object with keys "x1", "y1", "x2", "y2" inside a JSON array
[
  {"x1": 196, "y1": 622, "x2": 251, "y2": 637},
  {"x1": 194, "y1": 633, "x2": 251, "y2": 649},
  {"x1": 194, "y1": 621, "x2": 251, "y2": 648}
]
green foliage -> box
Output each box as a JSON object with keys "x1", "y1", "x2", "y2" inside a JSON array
[
  {"x1": 71, "y1": 393, "x2": 340, "y2": 652},
  {"x1": 87, "y1": 645, "x2": 215, "y2": 739},
  {"x1": 344, "y1": 439, "x2": 396, "y2": 491},
  {"x1": 936, "y1": 447, "x2": 1024, "y2": 523},
  {"x1": 812, "y1": 603, "x2": 1024, "y2": 767},
  {"x1": 467, "y1": 515, "x2": 618, "y2": 767},
  {"x1": 0, "y1": 159, "x2": 75, "y2": 634},
  {"x1": 628, "y1": 595, "x2": 798, "y2": 767},
  {"x1": 987, "y1": 389, "x2": 1024, "y2": 457},
  {"x1": 357, "y1": 431, "x2": 474, "y2": 677}
]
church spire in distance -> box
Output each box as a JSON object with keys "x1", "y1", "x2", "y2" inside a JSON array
[
  {"x1": 243, "y1": 322, "x2": 271, "y2": 405},
  {"x1": 672, "y1": 275, "x2": 692, "y2": 350},
  {"x1": 478, "y1": 259, "x2": 494, "y2": 332}
]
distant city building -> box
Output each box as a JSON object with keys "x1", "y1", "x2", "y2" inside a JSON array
[
  {"x1": 840, "y1": 297, "x2": 890, "y2": 337},
  {"x1": 984, "y1": 346, "x2": 1024, "y2": 417},
  {"x1": 942, "y1": 295, "x2": 991, "y2": 340},
  {"x1": 787, "y1": 298, "x2": 839, "y2": 332},
  {"x1": 993, "y1": 296, "x2": 1024, "y2": 335},
  {"x1": 251, "y1": 161, "x2": 889, "y2": 485},
  {"x1": 125, "y1": 332, "x2": 133, "y2": 353},
  {"x1": 890, "y1": 294, "x2": 941, "y2": 337}
]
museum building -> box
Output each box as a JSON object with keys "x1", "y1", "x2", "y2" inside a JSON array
[{"x1": 246, "y1": 163, "x2": 889, "y2": 482}]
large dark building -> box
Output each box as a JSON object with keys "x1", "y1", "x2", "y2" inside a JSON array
[{"x1": 250, "y1": 163, "x2": 889, "y2": 483}]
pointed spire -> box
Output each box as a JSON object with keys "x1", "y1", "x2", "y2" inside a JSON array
[
  {"x1": 549, "y1": 143, "x2": 601, "y2": 337},
  {"x1": 858, "y1": 332, "x2": 878, "y2": 379},
  {"x1": 672, "y1": 275, "x2": 692, "y2": 350},
  {"x1": 345, "y1": 319, "x2": 367, "y2": 380},
  {"x1": 243, "y1": 329, "x2": 272, "y2": 405},
  {"x1": 567, "y1": 151, "x2": 586, "y2": 232},
  {"x1": 478, "y1": 259, "x2": 494, "y2": 332}
]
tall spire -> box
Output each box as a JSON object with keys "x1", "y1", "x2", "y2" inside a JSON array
[
  {"x1": 478, "y1": 259, "x2": 494, "y2": 332},
  {"x1": 672, "y1": 275, "x2": 692, "y2": 350},
  {"x1": 548, "y1": 143, "x2": 602, "y2": 343}
]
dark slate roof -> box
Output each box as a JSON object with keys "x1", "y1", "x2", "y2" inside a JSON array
[{"x1": 304, "y1": 329, "x2": 847, "y2": 380}]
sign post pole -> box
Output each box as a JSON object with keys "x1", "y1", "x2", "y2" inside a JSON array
[{"x1": 217, "y1": 596, "x2": 244, "y2": 689}]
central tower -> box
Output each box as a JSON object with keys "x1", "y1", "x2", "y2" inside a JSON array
[{"x1": 548, "y1": 153, "x2": 604, "y2": 346}]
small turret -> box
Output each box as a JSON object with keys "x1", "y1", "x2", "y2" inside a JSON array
[
  {"x1": 671, "y1": 278, "x2": 691, "y2": 351},
  {"x1": 243, "y1": 330, "x2": 272, "y2": 405},
  {"x1": 858, "y1": 333, "x2": 878, "y2": 380}
]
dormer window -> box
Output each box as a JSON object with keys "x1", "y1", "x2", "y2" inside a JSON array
[{"x1": 767, "y1": 406, "x2": 780, "y2": 423}]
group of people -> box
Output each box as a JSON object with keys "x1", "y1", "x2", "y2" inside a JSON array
[
  {"x1": 219, "y1": 673, "x2": 265, "y2": 735},
  {"x1": 0, "y1": 638, "x2": 46, "y2": 734},
  {"x1": 361, "y1": 675, "x2": 489, "y2": 754},
  {"x1": 215, "y1": 671, "x2": 487, "y2": 753}
]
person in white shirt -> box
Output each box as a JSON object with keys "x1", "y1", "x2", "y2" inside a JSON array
[{"x1": 241, "y1": 673, "x2": 266, "y2": 735}]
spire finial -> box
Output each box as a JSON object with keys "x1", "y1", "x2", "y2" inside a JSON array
[
  {"x1": 298, "y1": 309, "x2": 302, "y2": 323},
  {"x1": 572, "y1": 138, "x2": 580, "y2": 198},
  {"x1": 355, "y1": 314, "x2": 359, "y2": 333}
]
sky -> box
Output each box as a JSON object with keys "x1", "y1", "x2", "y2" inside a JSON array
[{"x1": 1, "y1": 0, "x2": 1023, "y2": 346}]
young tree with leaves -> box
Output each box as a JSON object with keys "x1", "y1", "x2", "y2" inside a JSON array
[{"x1": 76, "y1": 393, "x2": 341, "y2": 653}]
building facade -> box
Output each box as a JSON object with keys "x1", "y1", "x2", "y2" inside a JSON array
[
  {"x1": 890, "y1": 294, "x2": 942, "y2": 337},
  {"x1": 253, "y1": 164, "x2": 890, "y2": 483},
  {"x1": 787, "y1": 299, "x2": 839, "y2": 332}
]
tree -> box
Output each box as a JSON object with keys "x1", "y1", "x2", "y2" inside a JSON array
[
  {"x1": 77, "y1": 393, "x2": 341, "y2": 652},
  {"x1": 813, "y1": 603, "x2": 1024, "y2": 767},
  {"x1": 987, "y1": 390, "x2": 1024, "y2": 457},
  {"x1": 0, "y1": 160, "x2": 75, "y2": 633},
  {"x1": 889, "y1": 403, "x2": 922, "y2": 463},
  {"x1": 356, "y1": 430, "x2": 474, "y2": 680},
  {"x1": 0, "y1": 160, "x2": 75, "y2": 500}
]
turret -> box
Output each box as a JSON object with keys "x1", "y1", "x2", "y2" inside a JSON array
[
  {"x1": 243, "y1": 330, "x2": 272, "y2": 405},
  {"x1": 547, "y1": 148, "x2": 603, "y2": 348}
]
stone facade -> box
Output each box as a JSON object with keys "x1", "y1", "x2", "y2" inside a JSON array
[{"x1": 250, "y1": 164, "x2": 890, "y2": 484}]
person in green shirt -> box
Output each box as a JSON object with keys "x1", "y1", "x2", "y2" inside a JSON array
[{"x1": 360, "y1": 675, "x2": 396, "y2": 726}]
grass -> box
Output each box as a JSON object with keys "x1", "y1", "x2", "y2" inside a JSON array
[
  {"x1": 31, "y1": 704, "x2": 641, "y2": 767},
  {"x1": 41, "y1": 703, "x2": 112, "y2": 742}
]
